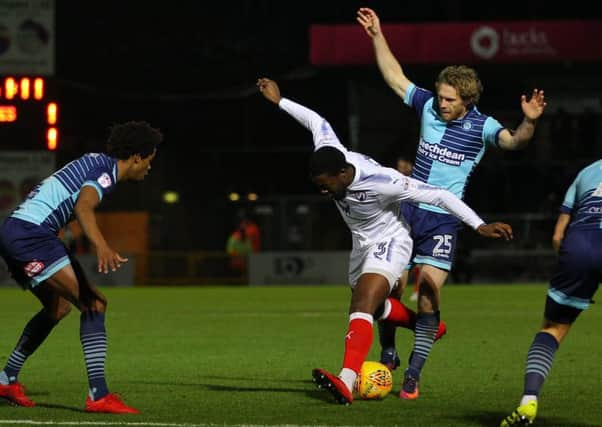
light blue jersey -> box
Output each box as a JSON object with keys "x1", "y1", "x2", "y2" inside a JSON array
[
  {"x1": 405, "y1": 83, "x2": 504, "y2": 214},
  {"x1": 11, "y1": 153, "x2": 118, "y2": 234},
  {"x1": 560, "y1": 159, "x2": 602, "y2": 231}
]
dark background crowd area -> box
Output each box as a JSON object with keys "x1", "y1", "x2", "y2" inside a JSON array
[{"x1": 5, "y1": 1, "x2": 602, "y2": 251}]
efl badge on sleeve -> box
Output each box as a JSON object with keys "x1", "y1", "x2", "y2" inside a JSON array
[{"x1": 97, "y1": 173, "x2": 112, "y2": 189}]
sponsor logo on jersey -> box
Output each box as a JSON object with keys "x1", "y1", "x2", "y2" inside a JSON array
[
  {"x1": 586, "y1": 206, "x2": 602, "y2": 214},
  {"x1": 24, "y1": 261, "x2": 45, "y2": 277},
  {"x1": 97, "y1": 172, "x2": 112, "y2": 189},
  {"x1": 418, "y1": 139, "x2": 466, "y2": 166}
]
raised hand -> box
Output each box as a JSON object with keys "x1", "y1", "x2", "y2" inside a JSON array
[
  {"x1": 356, "y1": 7, "x2": 381, "y2": 38},
  {"x1": 521, "y1": 89, "x2": 547, "y2": 121},
  {"x1": 476, "y1": 222, "x2": 514, "y2": 240},
  {"x1": 257, "y1": 78, "x2": 282, "y2": 104}
]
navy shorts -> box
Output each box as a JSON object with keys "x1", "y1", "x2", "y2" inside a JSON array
[
  {"x1": 545, "y1": 229, "x2": 602, "y2": 324},
  {"x1": 400, "y1": 203, "x2": 461, "y2": 271},
  {"x1": 0, "y1": 217, "x2": 71, "y2": 289}
]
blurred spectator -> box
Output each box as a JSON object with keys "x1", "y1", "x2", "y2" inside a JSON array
[
  {"x1": 226, "y1": 223, "x2": 254, "y2": 274},
  {"x1": 236, "y1": 209, "x2": 261, "y2": 252},
  {"x1": 226, "y1": 210, "x2": 261, "y2": 275}
]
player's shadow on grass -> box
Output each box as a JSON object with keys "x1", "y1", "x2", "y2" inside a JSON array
[
  {"x1": 129, "y1": 379, "x2": 313, "y2": 394},
  {"x1": 451, "y1": 410, "x2": 600, "y2": 427},
  {"x1": 0, "y1": 400, "x2": 83, "y2": 413},
  {"x1": 34, "y1": 402, "x2": 86, "y2": 412},
  {"x1": 129, "y1": 378, "x2": 334, "y2": 402}
]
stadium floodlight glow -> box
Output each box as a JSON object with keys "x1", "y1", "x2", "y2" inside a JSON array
[
  {"x1": 247, "y1": 192, "x2": 258, "y2": 201},
  {"x1": 4, "y1": 77, "x2": 17, "y2": 100},
  {"x1": 46, "y1": 127, "x2": 58, "y2": 150},
  {"x1": 228, "y1": 192, "x2": 240, "y2": 202},
  {"x1": 162, "y1": 191, "x2": 180, "y2": 204},
  {"x1": 0, "y1": 106, "x2": 17, "y2": 122},
  {"x1": 33, "y1": 78, "x2": 45, "y2": 100},
  {"x1": 20, "y1": 78, "x2": 31, "y2": 100},
  {"x1": 46, "y1": 102, "x2": 58, "y2": 125}
]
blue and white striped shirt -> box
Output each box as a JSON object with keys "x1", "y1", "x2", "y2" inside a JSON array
[
  {"x1": 405, "y1": 83, "x2": 504, "y2": 214},
  {"x1": 11, "y1": 153, "x2": 118, "y2": 234},
  {"x1": 561, "y1": 159, "x2": 602, "y2": 231}
]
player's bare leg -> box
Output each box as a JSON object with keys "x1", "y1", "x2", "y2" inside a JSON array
[
  {"x1": 44, "y1": 264, "x2": 138, "y2": 414},
  {"x1": 0, "y1": 284, "x2": 72, "y2": 407},
  {"x1": 378, "y1": 272, "x2": 407, "y2": 370},
  {"x1": 313, "y1": 273, "x2": 390, "y2": 405}
]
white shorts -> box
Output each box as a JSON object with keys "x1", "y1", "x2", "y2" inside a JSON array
[{"x1": 348, "y1": 229, "x2": 413, "y2": 291}]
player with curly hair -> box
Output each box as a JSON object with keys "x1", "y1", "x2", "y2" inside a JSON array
[{"x1": 0, "y1": 121, "x2": 162, "y2": 413}]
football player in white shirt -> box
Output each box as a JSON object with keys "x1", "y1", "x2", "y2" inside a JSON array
[{"x1": 257, "y1": 78, "x2": 513, "y2": 405}]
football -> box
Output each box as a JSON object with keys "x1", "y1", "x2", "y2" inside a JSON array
[{"x1": 354, "y1": 361, "x2": 393, "y2": 399}]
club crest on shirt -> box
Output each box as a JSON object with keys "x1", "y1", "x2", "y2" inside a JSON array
[
  {"x1": 353, "y1": 191, "x2": 367, "y2": 201},
  {"x1": 462, "y1": 121, "x2": 473, "y2": 130},
  {"x1": 97, "y1": 172, "x2": 112, "y2": 189},
  {"x1": 24, "y1": 261, "x2": 45, "y2": 277}
]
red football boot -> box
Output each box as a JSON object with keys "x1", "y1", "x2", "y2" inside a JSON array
[
  {"x1": 85, "y1": 393, "x2": 139, "y2": 414},
  {"x1": 311, "y1": 368, "x2": 353, "y2": 405},
  {"x1": 434, "y1": 320, "x2": 447, "y2": 342},
  {"x1": 0, "y1": 382, "x2": 35, "y2": 407}
]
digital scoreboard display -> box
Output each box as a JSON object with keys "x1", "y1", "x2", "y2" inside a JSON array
[{"x1": 0, "y1": 76, "x2": 59, "y2": 150}]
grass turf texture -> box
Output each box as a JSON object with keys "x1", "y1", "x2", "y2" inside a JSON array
[{"x1": 0, "y1": 284, "x2": 601, "y2": 426}]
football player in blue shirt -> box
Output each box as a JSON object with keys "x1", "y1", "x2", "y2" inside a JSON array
[
  {"x1": 357, "y1": 7, "x2": 547, "y2": 399},
  {"x1": 501, "y1": 160, "x2": 602, "y2": 426},
  {"x1": 0, "y1": 121, "x2": 162, "y2": 413}
]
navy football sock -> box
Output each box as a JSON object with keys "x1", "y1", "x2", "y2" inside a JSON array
[
  {"x1": 80, "y1": 311, "x2": 109, "y2": 400},
  {"x1": 524, "y1": 331, "x2": 559, "y2": 396},
  {"x1": 2, "y1": 309, "x2": 58, "y2": 383}
]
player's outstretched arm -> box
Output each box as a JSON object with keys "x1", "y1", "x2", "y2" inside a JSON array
[
  {"x1": 498, "y1": 89, "x2": 547, "y2": 150},
  {"x1": 356, "y1": 7, "x2": 411, "y2": 100},
  {"x1": 393, "y1": 176, "x2": 513, "y2": 240},
  {"x1": 476, "y1": 222, "x2": 513, "y2": 240},
  {"x1": 257, "y1": 76, "x2": 343, "y2": 150}
]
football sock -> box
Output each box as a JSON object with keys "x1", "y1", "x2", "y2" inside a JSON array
[
  {"x1": 80, "y1": 311, "x2": 109, "y2": 400},
  {"x1": 408, "y1": 311, "x2": 439, "y2": 373},
  {"x1": 342, "y1": 312, "x2": 373, "y2": 383},
  {"x1": 380, "y1": 297, "x2": 416, "y2": 329},
  {"x1": 338, "y1": 368, "x2": 356, "y2": 392},
  {"x1": 523, "y1": 331, "x2": 559, "y2": 396},
  {"x1": 1, "y1": 309, "x2": 58, "y2": 384},
  {"x1": 520, "y1": 395, "x2": 538, "y2": 406},
  {"x1": 376, "y1": 320, "x2": 396, "y2": 353}
]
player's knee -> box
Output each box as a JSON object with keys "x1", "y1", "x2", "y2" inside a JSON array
[
  {"x1": 50, "y1": 303, "x2": 72, "y2": 321},
  {"x1": 93, "y1": 299, "x2": 107, "y2": 313}
]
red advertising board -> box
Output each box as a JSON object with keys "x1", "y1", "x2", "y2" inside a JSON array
[{"x1": 310, "y1": 21, "x2": 602, "y2": 65}]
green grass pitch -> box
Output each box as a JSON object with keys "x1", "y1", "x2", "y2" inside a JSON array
[{"x1": 0, "y1": 284, "x2": 601, "y2": 426}]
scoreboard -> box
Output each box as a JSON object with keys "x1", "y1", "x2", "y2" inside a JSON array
[{"x1": 0, "y1": 76, "x2": 59, "y2": 150}]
